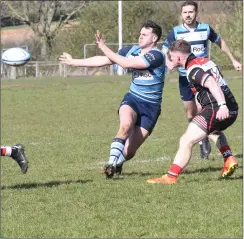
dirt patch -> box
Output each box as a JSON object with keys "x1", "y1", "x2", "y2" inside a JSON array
[
  {"x1": 1, "y1": 21, "x2": 77, "y2": 47},
  {"x1": 1, "y1": 27, "x2": 36, "y2": 46}
]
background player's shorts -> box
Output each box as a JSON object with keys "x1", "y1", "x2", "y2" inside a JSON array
[
  {"x1": 119, "y1": 92, "x2": 161, "y2": 134},
  {"x1": 179, "y1": 76, "x2": 195, "y2": 101},
  {"x1": 192, "y1": 106, "x2": 238, "y2": 134}
]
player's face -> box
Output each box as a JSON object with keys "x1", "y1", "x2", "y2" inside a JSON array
[
  {"x1": 181, "y1": 5, "x2": 197, "y2": 25},
  {"x1": 169, "y1": 51, "x2": 181, "y2": 67},
  {"x1": 138, "y1": 27, "x2": 157, "y2": 48}
]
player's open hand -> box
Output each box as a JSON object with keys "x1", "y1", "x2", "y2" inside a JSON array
[
  {"x1": 167, "y1": 60, "x2": 175, "y2": 70},
  {"x1": 95, "y1": 30, "x2": 106, "y2": 49},
  {"x1": 232, "y1": 59, "x2": 242, "y2": 71},
  {"x1": 216, "y1": 105, "x2": 229, "y2": 121},
  {"x1": 59, "y1": 53, "x2": 73, "y2": 65}
]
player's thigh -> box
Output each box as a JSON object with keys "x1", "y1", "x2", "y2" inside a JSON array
[
  {"x1": 119, "y1": 104, "x2": 137, "y2": 127},
  {"x1": 124, "y1": 126, "x2": 150, "y2": 156},
  {"x1": 182, "y1": 122, "x2": 207, "y2": 145}
]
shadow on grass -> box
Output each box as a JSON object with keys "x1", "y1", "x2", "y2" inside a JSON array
[
  {"x1": 1, "y1": 179, "x2": 93, "y2": 190},
  {"x1": 186, "y1": 175, "x2": 243, "y2": 183},
  {"x1": 217, "y1": 175, "x2": 243, "y2": 181},
  {"x1": 183, "y1": 165, "x2": 243, "y2": 175},
  {"x1": 123, "y1": 171, "x2": 155, "y2": 177}
]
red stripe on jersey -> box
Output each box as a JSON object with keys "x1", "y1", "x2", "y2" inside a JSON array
[{"x1": 186, "y1": 57, "x2": 210, "y2": 70}]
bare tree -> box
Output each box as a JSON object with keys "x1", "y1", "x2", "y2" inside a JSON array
[{"x1": 3, "y1": 1, "x2": 89, "y2": 59}]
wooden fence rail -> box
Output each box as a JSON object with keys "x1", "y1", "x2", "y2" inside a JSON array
[{"x1": 1, "y1": 61, "x2": 114, "y2": 79}]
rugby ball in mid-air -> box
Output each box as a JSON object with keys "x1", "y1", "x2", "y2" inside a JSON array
[{"x1": 1, "y1": 47, "x2": 31, "y2": 66}]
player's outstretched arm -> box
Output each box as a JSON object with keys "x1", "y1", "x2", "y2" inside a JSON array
[
  {"x1": 59, "y1": 52, "x2": 113, "y2": 67},
  {"x1": 215, "y1": 38, "x2": 242, "y2": 71},
  {"x1": 95, "y1": 30, "x2": 148, "y2": 69}
]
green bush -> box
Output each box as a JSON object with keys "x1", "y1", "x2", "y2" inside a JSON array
[{"x1": 210, "y1": 2, "x2": 242, "y2": 70}]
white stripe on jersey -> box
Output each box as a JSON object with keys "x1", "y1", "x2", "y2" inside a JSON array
[{"x1": 177, "y1": 31, "x2": 208, "y2": 41}]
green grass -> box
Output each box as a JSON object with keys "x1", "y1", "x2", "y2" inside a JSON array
[{"x1": 1, "y1": 72, "x2": 242, "y2": 238}]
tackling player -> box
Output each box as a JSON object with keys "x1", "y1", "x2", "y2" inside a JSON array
[
  {"x1": 147, "y1": 39, "x2": 238, "y2": 184},
  {"x1": 162, "y1": 1, "x2": 242, "y2": 159},
  {"x1": 59, "y1": 20, "x2": 166, "y2": 179}
]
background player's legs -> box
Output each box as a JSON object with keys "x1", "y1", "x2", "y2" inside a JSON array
[
  {"x1": 180, "y1": 76, "x2": 211, "y2": 159},
  {"x1": 182, "y1": 100, "x2": 197, "y2": 122}
]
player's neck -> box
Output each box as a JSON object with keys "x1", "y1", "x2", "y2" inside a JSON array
[
  {"x1": 183, "y1": 21, "x2": 197, "y2": 31},
  {"x1": 182, "y1": 54, "x2": 191, "y2": 68},
  {"x1": 141, "y1": 45, "x2": 157, "y2": 55}
]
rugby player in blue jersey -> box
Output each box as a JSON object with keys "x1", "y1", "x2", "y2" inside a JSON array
[
  {"x1": 147, "y1": 39, "x2": 239, "y2": 184},
  {"x1": 162, "y1": 1, "x2": 242, "y2": 159},
  {"x1": 59, "y1": 20, "x2": 166, "y2": 179}
]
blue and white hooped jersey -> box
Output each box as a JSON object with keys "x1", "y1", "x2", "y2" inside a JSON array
[
  {"x1": 118, "y1": 45, "x2": 166, "y2": 105},
  {"x1": 162, "y1": 22, "x2": 220, "y2": 76}
]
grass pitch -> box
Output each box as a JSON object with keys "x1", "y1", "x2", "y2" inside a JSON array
[{"x1": 1, "y1": 72, "x2": 242, "y2": 238}]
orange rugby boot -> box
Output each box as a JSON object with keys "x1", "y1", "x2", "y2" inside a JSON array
[
  {"x1": 146, "y1": 174, "x2": 177, "y2": 184},
  {"x1": 221, "y1": 156, "x2": 238, "y2": 178}
]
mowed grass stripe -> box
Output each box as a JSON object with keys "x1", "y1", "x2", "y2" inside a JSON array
[{"x1": 1, "y1": 72, "x2": 242, "y2": 238}]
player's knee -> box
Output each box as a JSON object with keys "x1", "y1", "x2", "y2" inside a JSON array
[
  {"x1": 185, "y1": 106, "x2": 197, "y2": 122},
  {"x1": 118, "y1": 124, "x2": 132, "y2": 138},
  {"x1": 179, "y1": 134, "x2": 194, "y2": 148}
]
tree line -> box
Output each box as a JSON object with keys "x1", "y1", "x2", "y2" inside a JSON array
[{"x1": 1, "y1": 1, "x2": 242, "y2": 69}]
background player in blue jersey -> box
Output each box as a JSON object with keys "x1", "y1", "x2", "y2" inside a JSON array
[
  {"x1": 162, "y1": 1, "x2": 242, "y2": 159},
  {"x1": 59, "y1": 20, "x2": 166, "y2": 179}
]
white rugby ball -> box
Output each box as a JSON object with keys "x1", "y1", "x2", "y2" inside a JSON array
[{"x1": 2, "y1": 47, "x2": 31, "y2": 66}]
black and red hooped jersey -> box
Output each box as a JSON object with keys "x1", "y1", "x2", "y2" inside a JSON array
[{"x1": 185, "y1": 53, "x2": 238, "y2": 109}]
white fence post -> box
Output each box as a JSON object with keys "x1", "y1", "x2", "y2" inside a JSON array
[
  {"x1": 59, "y1": 62, "x2": 63, "y2": 77},
  {"x1": 64, "y1": 64, "x2": 67, "y2": 77},
  {"x1": 35, "y1": 61, "x2": 39, "y2": 78},
  {"x1": 10, "y1": 66, "x2": 17, "y2": 80}
]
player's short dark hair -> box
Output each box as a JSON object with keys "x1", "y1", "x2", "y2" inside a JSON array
[
  {"x1": 181, "y1": 1, "x2": 198, "y2": 12},
  {"x1": 169, "y1": 40, "x2": 191, "y2": 54},
  {"x1": 141, "y1": 20, "x2": 162, "y2": 42}
]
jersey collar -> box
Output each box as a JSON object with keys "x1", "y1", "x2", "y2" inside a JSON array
[
  {"x1": 182, "y1": 21, "x2": 199, "y2": 32},
  {"x1": 185, "y1": 53, "x2": 197, "y2": 69}
]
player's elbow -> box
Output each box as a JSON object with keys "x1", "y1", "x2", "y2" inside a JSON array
[{"x1": 120, "y1": 63, "x2": 131, "y2": 69}]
